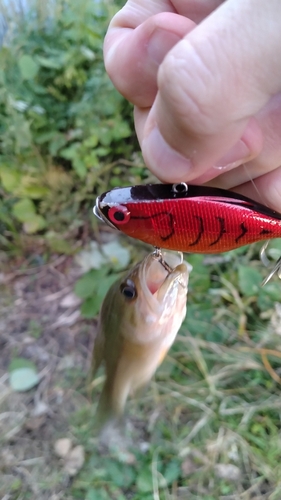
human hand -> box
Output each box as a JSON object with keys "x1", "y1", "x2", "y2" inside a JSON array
[{"x1": 104, "y1": 0, "x2": 281, "y2": 212}]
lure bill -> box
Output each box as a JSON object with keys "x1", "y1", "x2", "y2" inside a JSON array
[
  {"x1": 92, "y1": 250, "x2": 189, "y2": 428},
  {"x1": 94, "y1": 183, "x2": 281, "y2": 283}
]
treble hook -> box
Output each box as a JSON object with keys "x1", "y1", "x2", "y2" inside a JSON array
[
  {"x1": 260, "y1": 241, "x2": 281, "y2": 286},
  {"x1": 152, "y1": 248, "x2": 186, "y2": 288}
]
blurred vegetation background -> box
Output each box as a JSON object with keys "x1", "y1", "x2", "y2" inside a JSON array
[
  {"x1": 1, "y1": 1, "x2": 281, "y2": 500},
  {"x1": 0, "y1": 0, "x2": 146, "y2": 257}
]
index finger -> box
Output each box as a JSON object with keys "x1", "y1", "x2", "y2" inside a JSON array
[{"x1": 104, "y1": 0, "x2": 223, "y2": 107}]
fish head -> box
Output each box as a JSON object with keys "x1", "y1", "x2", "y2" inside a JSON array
[{"x1": 103, "y1": 251, "x2": 190, "y2": 346}]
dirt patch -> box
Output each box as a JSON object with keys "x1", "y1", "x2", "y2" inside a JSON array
[{"x1": 0, "y1": 256, "x2": 95, "y2": 498}]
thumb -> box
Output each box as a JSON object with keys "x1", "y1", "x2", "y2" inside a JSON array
[{"x1": 141, "y1": 0, "x2": 281, "y2": 182}]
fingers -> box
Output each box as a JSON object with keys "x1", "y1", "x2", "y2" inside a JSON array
[
  {"x1": 141, "y1": 0, "x2": 281, "y2": 181},
  {"x1": 232, "y1": 167, "x2": 281, "y2": 214},
  {"x1": 203, "y1": 93, "x2": 281, "y2": 189},
  {"x1": 104, "y1": 12, "x2": 195, "y2": 108}
]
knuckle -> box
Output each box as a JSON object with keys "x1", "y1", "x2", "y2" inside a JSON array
[{"x1": 157, "y1": 39, "x2": 224, "y2": 135}]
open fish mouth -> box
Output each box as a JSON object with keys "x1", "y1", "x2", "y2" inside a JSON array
[{"x1": 139, "y1": 251, "x2": 189, "y2": 306}]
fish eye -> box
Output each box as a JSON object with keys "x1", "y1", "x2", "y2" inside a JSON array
[
  {"x1": 120, "y1": 279, "x2": 137, "y2": 300},
  {"x1": 172, "y1": 182, "x2": 188, "y2": 195},
  {"x1": 108, "y1": 205, "x2": 130, "y2": 225}
]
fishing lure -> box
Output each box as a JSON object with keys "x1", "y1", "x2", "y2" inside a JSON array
[{"x1": 94, "y1": 182, "x2": 281, "y2": 283}]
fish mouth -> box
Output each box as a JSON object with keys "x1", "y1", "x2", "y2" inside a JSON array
[{"x1": 139, "y1": 251, "x2": 189, "y2": 309}]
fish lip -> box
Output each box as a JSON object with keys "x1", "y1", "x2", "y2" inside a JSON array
[{"x1": 139, "y1": 254, "x2": 188, "y2": 311}]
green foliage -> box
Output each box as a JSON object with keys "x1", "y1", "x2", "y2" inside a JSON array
[
  {"x1": 0, "y1": 0, "x2": 140, "y2": 251},
  {"x1": 67, "y1": 240, "x2": 281, "y2": 499},
  {"x1": 74, "y1": 239, "x2": 131, "y2": 318},
  {"x1": 8, "y1": 357, "x2": 39, "y2": 391}
]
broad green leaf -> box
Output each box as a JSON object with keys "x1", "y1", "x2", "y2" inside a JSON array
[
  {"x1": 257, "y1": 282, "x2": 281, "y2": 311},
  {"x1": 10, "y1": 367, "x2": 39, "y2": 392},
  {"x1": 60, "y1": 144, "x2": 79, "y2": 160},
  {"x1": 0, "y1": 167, "x2": 21, "y2": 192},
  {"x1": 20, "y1": 185, "x2": 49, "y2": 199},
  {"x1": 12, "y1": 198, "x2": 46, "y2": 232},
  {"x1": 102, "y1": 240, "x2": 130, "y2": 270},
  {"x1": 75, "y1": 242, "x2": 109, "y2": 272},
  {"x1": 136, "y1": 467, "x2": 153, "y2": 493},
  {"x1": 74, "y1": 268, "x2": 107, "y2": 299},
  {"x1": 85, "y1": 489, "x2": 111, "y2": 500},
  {"x1": 238, "y1": 265, "x2": 262, "y2": 296},
  {"x1": 163, "y1": 459, "x2": 181, "y2": 484},
  {"x1": 72, "y1": 157, "x2": 87, "y2": 178},
  {"x1": 12, "y1": 198, "x2": 36, "y2": 222},
  {"x1": 18, "y1": 55, "x2": 39, "y2": 79},
  {"x1": 105, "y1": 459, "x2": 135, "y2": 488},
  {"x1": 83, "y1": 135, "x2": 98, "y2": 148},
  {"x1": 23, "y1": 214, "x2": 46, "y2": 233},
  {"x1": 8, "y1": 358, "x2": 37, "y2": 372},
  {"x1": 46, "y1": 236, "x2": 73, "y2": 254},
  {"x1": 96, "y1": 274, "x2": 118, "y2": 300},
  {"x1": 36, "y1": 55, "x2": 62, "y2": 68},
  {"x1": 76, "y1": 240, "x2": 130, "y2": 273},
  {"x1": 80, "y1": 296, "x2": 101, "y2": 318}
]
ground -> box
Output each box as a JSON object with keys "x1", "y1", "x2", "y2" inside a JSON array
[
  {"x1": 1, "y1": 246, "x2": 281, "y2": 500},
  {"x1": 0, "y1": 255, "x2": 94, "y2": 499}
]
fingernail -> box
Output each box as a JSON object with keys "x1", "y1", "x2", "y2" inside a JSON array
[
  {"x1": 142, "y1": 126, "x2": 192, "y2": 181},
  {"x1": 147, "y1": 29, "x2": 181, "y2": 65},
  {"x1": 214, "y1": 139, "x2": 251, "y2": 170}
]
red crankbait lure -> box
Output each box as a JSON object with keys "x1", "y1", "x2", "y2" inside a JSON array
[{"x1": 94, "y1": 183, "x2": 281, "y2": 283}]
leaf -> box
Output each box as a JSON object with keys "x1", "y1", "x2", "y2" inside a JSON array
[
  {"x1": 76, "y1": 240, "x2": 130, "y2": 273},
  {"x1": 76, "y1": 242, "x2": 107, "y2": 272},
  {"x1": 20, "y1": 185, "x2": 49, "y2": 199},
  {"x1": 163, "y1": 459, "x2": 181, "y2": 484},
  {"x1": 0, "y1": 167, "x2": 21, "y2": 192},
  {"x1": 8, "y1": 357, "x2": 37, "y2": 372},
  {"x1": 80, "y1": 296, "x2": 101, "y2": 318},
  {"x1": 12, "y1": 199, "x2": 46, "y2": 233},
  {"x1": 96, "y1": 274, "x2": 118, "y2": 300},
  {"x1": 86, "y1": 489, "x2": 111, "y2": 500},
  {"x1": 74, "y1": 268, "x2": 107, "y2": 299},
  {"x1": 72, "y1": 157, "x2": 87, "y2": 179},
  {"x1": 238, "y1": 266, "x2": 262, "y2": 296},
  {"x1": 12, "y1": 198, "x2": 36, "y2": 222},
  {"x1": 10, "y1": 367, "x2": 39, "y2": 392},
  {"x1": 36, "y1": 55, "x2": 62, "y2": 68},
  {"x1": 23, "y1": 215, "x2": 46, "y2": 233},
  {"x1": 257, "y1": 282, "x2": 281, "y2": 311},
  {"x1": 46, "y1": 231, "x2": 74, "y2": 254},
  {"x1": 105, "y1": 459, "x2": 135, "y2": 488},
  {"x1": 136, "y1": 467, "x2": 153, "y2": 493},
  {"x1": 18, "y1": 55, "x2": 39, "y2": 80},
  {"x1": 102, "y1": 240, "x2": 130, "y2": 270}
]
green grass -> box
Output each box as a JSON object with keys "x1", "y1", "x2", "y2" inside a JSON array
[
  {"x1": 68, "y1": 240, "x2": 281, "y2": 500},
  {"x1": 1, "y1": 239, "x2": 281, "y2": 499}
]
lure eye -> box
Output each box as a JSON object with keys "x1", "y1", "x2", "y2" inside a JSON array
[
  {"x1": 108, "y1": 205, "x2": 130, "y2": 225},
  {"x1": 172, "y1": 182, "x2": 188, "y2": 195},
  {"x1": 120, "y1": 279, "x2": 137, "y2": 300}
]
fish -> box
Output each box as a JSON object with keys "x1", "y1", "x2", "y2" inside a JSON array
[{"x1": 92, "y1": 250, "x2": 189, "y2": 427}]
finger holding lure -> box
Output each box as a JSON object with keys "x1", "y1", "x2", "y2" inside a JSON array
[
  {"x1": 94, "y1": 182, "x2": 281, "y2": 284},
  {"x1": 92, "y1": 249, "x2": 189, "y2": 431}
]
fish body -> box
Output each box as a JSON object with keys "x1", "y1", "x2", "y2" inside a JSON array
[
  {"x1": 92, "y1": 251, "x2": 189, "y2": 425},
  {"x1": 94, "y1": 183, "x2": 281, "y2": 253}
]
